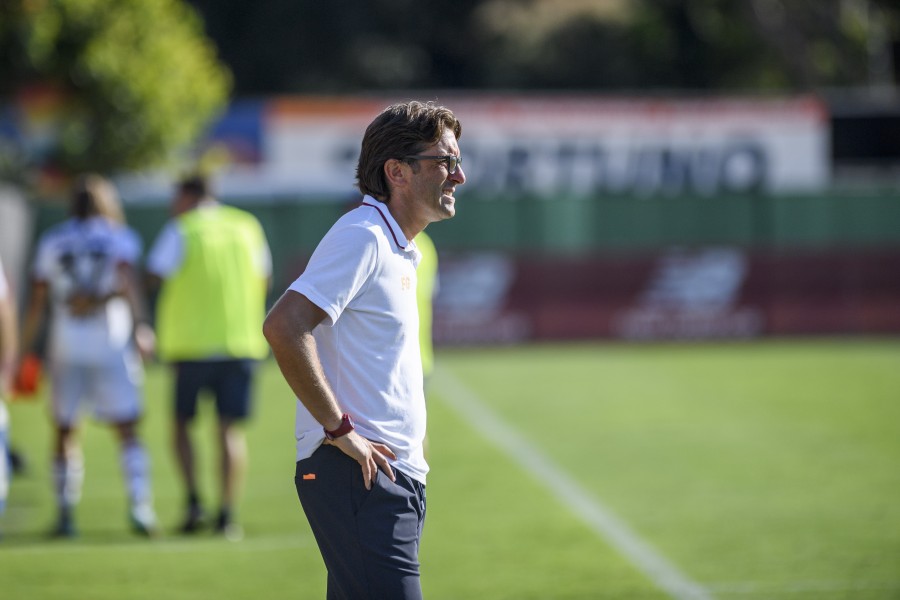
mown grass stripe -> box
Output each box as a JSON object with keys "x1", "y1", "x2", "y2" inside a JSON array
[{"x1": 433, "y1": 366, "x2": 714, "y2": 600}]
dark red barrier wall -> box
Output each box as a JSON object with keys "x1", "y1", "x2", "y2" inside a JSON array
[{"x1": 432, "y1": 248, "x2": 900, "y2": 344}]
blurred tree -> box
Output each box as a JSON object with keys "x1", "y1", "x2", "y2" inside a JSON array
[
  {"x1": 184, "y1": 0, "x2": 899, "y2": 95},
  {"x1": 0, "y1": 0, "x2": 231, "y2": 190},
  {"x1": 185, "y1": 0, "x2": 485, "y2": 93},
  {"x1": 473, "y1": 0, "x2": 898, "y2": 92},
  {"x1": 737, "y1": 0, "x2": 877, "y2": 89}
]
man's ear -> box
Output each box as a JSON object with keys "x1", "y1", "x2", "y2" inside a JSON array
[{"x1": 384, "y1": 158, "x2": 408, "y2": 188}]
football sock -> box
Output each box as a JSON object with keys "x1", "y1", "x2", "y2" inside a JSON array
[
  {"x1": 53, "y1": 450, "x2": 84, "y2": 509},
  {"x1": 120, "y1": 441, "x2": 152, "y2": 506}
]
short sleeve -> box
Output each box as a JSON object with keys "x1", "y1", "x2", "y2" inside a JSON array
[
  {"x1": 288, "y1": 224, "x2": 379, "y2": 326},
  {"x1": 117, "y1": 227, "x2": 143, "y2": 266},
  {"x1": 145, "y1": 220, "x2": 183, "y2": 277},
  {"x1": 31, "y1": 234, "x2": 56, "y2": 282}
]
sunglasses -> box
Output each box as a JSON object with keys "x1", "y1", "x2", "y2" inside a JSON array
[{"x1": 403, "y1": 154, "x2": 462, "y2": 175}]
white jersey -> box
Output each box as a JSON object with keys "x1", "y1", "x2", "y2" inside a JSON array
[{"x1": 33, "y1": 217, "x2": 142, "y2": 366}]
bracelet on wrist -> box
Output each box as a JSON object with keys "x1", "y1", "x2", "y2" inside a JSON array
[{"x1": 324, "y1": 413, "x2": 354, "y2": 441}]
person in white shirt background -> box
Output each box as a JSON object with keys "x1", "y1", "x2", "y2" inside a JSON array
[{"x1": 20, "y1": 174, "x2": 158, "y2": 538}]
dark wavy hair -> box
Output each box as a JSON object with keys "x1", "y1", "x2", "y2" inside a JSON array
[{"x1": 356, "y1": 101, "x2": 462, "y2": 202}]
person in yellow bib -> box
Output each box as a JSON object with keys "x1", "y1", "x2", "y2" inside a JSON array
[
  {"x1": 414, "y1": 231, "x2": 438, "y2": 383},
  {"x1": 147, "y1": 174, "x2": 271, "y2": 538}
]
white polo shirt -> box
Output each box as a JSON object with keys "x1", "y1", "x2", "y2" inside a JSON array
[{"x1": 289, "y1": 197, "x2": 427, "y2": 483}]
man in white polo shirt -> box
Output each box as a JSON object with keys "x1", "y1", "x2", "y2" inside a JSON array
[{"x1": 264, "y1": 100, "x2": 465, "y2": 599}]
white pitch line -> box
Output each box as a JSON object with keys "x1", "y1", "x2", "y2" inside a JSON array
[
  {"x1": 705, "y1": 579, "x2": 900, "y2": 594},
  {"x1": 432, "y1": 366, "x2": 713, "y2": 600}
]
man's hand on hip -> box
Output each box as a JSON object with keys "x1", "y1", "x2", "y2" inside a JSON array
[{"x1": 327, "y1": 430, "x2": 397, "y2": 490}]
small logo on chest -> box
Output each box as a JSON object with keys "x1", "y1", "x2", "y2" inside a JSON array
[{"x1": 401, "y1": 275, "x2": 411, "y2": 291}]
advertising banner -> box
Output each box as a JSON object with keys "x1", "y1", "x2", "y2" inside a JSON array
[{"x1": 116, "y1": 95, "x2": 830, "y2": 202}]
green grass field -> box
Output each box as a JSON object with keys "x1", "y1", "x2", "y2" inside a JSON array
[{"x1": 2, "y1": 339, "x2": 899, "y2": 599}]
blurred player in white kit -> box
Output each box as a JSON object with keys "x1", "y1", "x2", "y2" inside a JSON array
[{"x1": 20, "y1": 174, "x2": 158, "y2": 537}]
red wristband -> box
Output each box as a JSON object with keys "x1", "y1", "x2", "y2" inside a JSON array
[{"x1": 324, "y1": 413, "x2": 354, "y2": 441}]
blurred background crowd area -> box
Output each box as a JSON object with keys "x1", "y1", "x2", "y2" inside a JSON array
[{"x1": 1, "y1": 0, "x2": 899, "y2": 346}]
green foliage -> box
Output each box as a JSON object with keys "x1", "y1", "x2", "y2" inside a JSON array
[
  {"x1": 0, "y1": 0, "x2": 231, "y2": 179},
  {"x1": 472, "y1": 0, "x2": 888, "y2": 92},
  {"x1": 183, "y1": 0, "x2": 899, "y2": 95}
]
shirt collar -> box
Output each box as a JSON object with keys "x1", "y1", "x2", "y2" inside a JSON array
[{"x1": 361, "y1": 196, "x2": 411, "y2": 252}]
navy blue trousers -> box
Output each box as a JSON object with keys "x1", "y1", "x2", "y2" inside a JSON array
[{"x1": 295, "y1": 444, "x2": 426, "y2": 600}]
